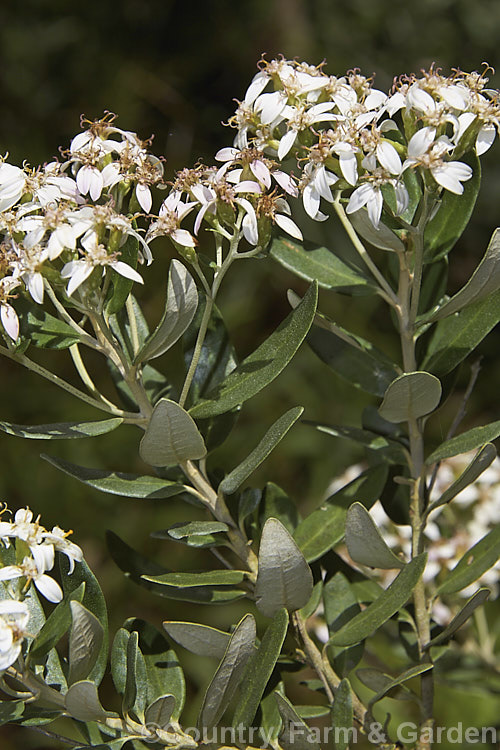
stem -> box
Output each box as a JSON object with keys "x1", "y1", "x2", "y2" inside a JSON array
[
  {"x1": 44, "y1": 281, "x2": 101, "y2": 351},
  {"x1": 292, "y1": 612, "x2": 367, "y2": 728},
  {"x1": 0, "y1": 344, "x2": 138, "y2": 419},
  {"x1": 396, "y1": 216, "x2": 434, "y2": 748},
  {"x1": 125, "y1": 294, "x2": 140, "y2": 356},
  {"x1": 69, "y1": 344, "x2": 124, "y2": 413},
  {"x1": 178, "y1": 293, "x2": 214, "y2": 408},
  {"x1": 333, "y1": 192, "x2": 399, "y2": 307}
]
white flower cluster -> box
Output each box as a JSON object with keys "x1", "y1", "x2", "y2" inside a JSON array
[
  {"x1": 0, "y1": 506, "x2": 83, "y2": 671},
  {"x1": 0, "y1": 117, "x2": 161, "y2": 341},
  {"x1": 229, "y1": 58, "x2": 500, "y2": 228}
]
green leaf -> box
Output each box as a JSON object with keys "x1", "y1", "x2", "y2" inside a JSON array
[
  {"x1": 124, "y1": 619, "x2": 185, "y2": 714},
  {"x1": 0, "y1": 417, "x2": 122, "y2": 440},
  {"x1": 428, "y1": 589, "x2": 490, "y2": 647},
  {"x1": 274, "y1": 693, "x2": 320, "y2": 750},
  {"x1": 356, "y1": 667, "x2": 416, "y2": 702},
  {"x1": 307, "y1": 321, "x2": 399, "y2": 397},
  {"x1": 0, "y1": 701, "x2": 25, "y2": 725},
  {"x1": 323, "y1": 573, "x2": 363, "y2": 676},
  {"x1": 270, "y1": 236, "x2": 377, "y2": 294},
  {"x1": 189, "y1": 282, "x2": 318, "y2": 418},
  {"x1": 256, "y1": 518, "x2": 313, "y2": 618},
  {"x1": 105, "y1": 234, "x2": 139, "y2": 315},
  {"x1": 18, "y1": 304, "x2": 81, "y2": 349},
  {"x1": 345, "y1": 502, "x2": 404, "y2": 570},
  {"x1": 422, "y1": 289, "x2": 500, "y2": 375},
  {"x1": 349, "y1": 209, "x2": 405, "y2": 252},
  {"x1": 59, "y1": 557, "x2": 108, "y2": 687},
  {"x1": 111, "y1": 628, "x2": 130, "y2": 696},
  {"x1": 144, "y1": 570, "x2": 246, "y2": 588},
  {"x1": 427, "y1": 421, "x2": 500, "y2": 463},
  {"x1": 135, "y1": 259, "x2": 198, "y2": 363},
  {"x1": 260, "y1": 483, "x2": 298, "y2": 534},
  {"x1": 378, "y1": 371, "x2": 442, "y2": 423},
  {"x1": 145, "y1": 694, "x2": 176, "y2": 731},
  {"x1": 426, "y1": 228, "x2": 500, "y2": 321},
  {"x1": 300, "y1": 580, "x2": 323, "y2": 619},
  {"x1": 43, "y1": 454, "x2": 186, "y2": 499},
  {"x1": 65, "y1": 681, "x2": 113, "y2": 722},
  {"x1": 365, "y1": 664, "x2": 432, "y2": 709},
  {"x1": 310, "y1": 422, "x2": 406, "y2": 463},
  {"x1": 198, "y1": 614, "x2": 256, "y2": 730},
  {"x1": 158, "y1": 521, "x2": 229, "y2": 549},
  {"x1": 427, "y1": 443, "x2": 497, "y2": 511},
  {"x1": 68, "y1": 602, "x2": 104, "y2": 685},
  {"x1": 220, "y1": 407, "x2": 303, "y2": 495},
  {"x1": 123, "y1": 630, "x2": 147, "y2": 720},
  {"x1": 139, "y1": 398, "x2": 207, "y2": 467},
  {"x1": 423, "y1": 152, "x2": 481, "y2": 263},
  {"x1": 232, "y1": 609, "x2": 289, "y2": 728},
  {"x1": 294, "y1": 464, "x2": 388, "y2": 563},
  {"x1": 331, "y1": 679, "x2": 353, "y2": 750},
  {"x1": 163, "y1": 621, "x2": 230, "y2": 660},
  {"x1": 29, "y1": 583, "x2": 85, "y2": 663},
  {"x1": 436, "y1": 526, "x2": 500, "y2": 595},
  {"x1": 329, "y1": 553, "x2": 427, "y2": 647}
]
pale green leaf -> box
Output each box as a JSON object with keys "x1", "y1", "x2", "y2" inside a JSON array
[
  {"x1": 329, "y1": 554, "x2": 427, "y2": 647},
  {"x1": 378, "y1": 371, "x2": 442, "y2": 424},
  {"x1": 65, "y1": 681, "x2": 113, "y2": 722},
  {"x1": 256, "y1": 518, "x2": 313, "y2": 617},
  {"x1": 189, "y1": 282, "x2": 318, "y2": 419},
  {"x1": 422, "y1": 289, "x2": 500, "y2": 375},
  {"x1": 294, "y1": 464, "x2": 388, "y2": 563},
  {"x1": 139, "y1": 398, "x2": 207, "y2": 467},
  {"x1": 163, "y1": 621, "x2": 230, "y2": 660},
  {"x1": 144, "y1": 570, "x2": 246, "y2": 588},
  {"x1": 436, "y1": 527, "x2": 500, "y2": 595},
  {"x1": 220, "y1": 407, "x2": 303, "y2": 495},
  {"x1": 428, "y1": 443, "x2": 497, "y2": 511},
  {"x1": 145, "y1": 694, "x2": 176, "y2": 730},
  {"x1": 365, "y1": 664, "x2": 432, "y2": 709},
  {"x1": 270, "y1": 236, "x2": 376, "y2": 294},
  {"x1": 135, "y1": 259, "x2": 198, "y2": 362},
  {"x1": 198, "y1": 614, "x2": 256, "y2": 729},
  {"x1": 68, "y1": 602, "x2": 104, "y2": 685},
  {"x1": 427, "y1": 421, "x2": 500, "y2": 463},
  {"x1": 428, "y1": 589, "x2": 490, "y2": 647},
  {"x1": 232, "y1": 608, "x2": 289, "y2": 728},
  {"x1": 331, "y1": 679, "x2": 353, "y2": 750},
  {"x1": 0, "y1": 417, "x2": 122, "y2": 440},
  {"x1": 427, "y1": 228, "x2": 500, "y2": 321},
  {"x1": 275, "y1": 693, "x2": 320, "y2": 750},
  {"x1": 42, "y1": 454, "x2": 186, "y2": 499},
  {"x1": 345, "y1": 502, "x2": 404, "y2": 569},
  {"x1": 350, "y1": 209, "x2": 404, "y2": 252}
]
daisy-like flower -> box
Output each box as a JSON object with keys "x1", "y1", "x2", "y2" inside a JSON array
[
  {"x1": 146, "y1": 190, "x2": 198, "y2": 247},
  {"x1": 0, "y1": 555, "x2": 63, "y2": 603},
  {"x1": 42, "y1": 526, "x2": 83, "y2": 574},
  {"x1": 0, "y1": 599, "x2": 30, "y2": 671},
  {"x1": 403, "y1": 126, "x2": 473, "y2": 194},
  {"x1": 61, "y1": 233, "x2": 143, "y2": 296}
]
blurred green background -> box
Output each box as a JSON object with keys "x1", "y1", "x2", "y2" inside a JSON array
[{"x1": 1, "y1": 0, "x2": 500, "y2": 747}]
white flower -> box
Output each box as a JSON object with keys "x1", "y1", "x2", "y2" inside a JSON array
[
  {"x1": 0, "y1": 556, "x2": 63, "y2": 603},
  {"x1": 0, "y1": 600, "x2": 30, "y2": 671},
  {"x1": 61, "y1": 235, "x2": 143, "y2": 296},
  {"x1": 76, "y1": 165, "x2": 104, "y2": 201},
  {"x1": 43, "y1": 527, "x2": 83, "y2": 574},
  {"x1": 0, "y1": 277, "x2": 21, "y2": 341},
  {"x1": 346, "y1": 183, "x2": 384, "y2": 227},
  {"x1": 301, "y1": 163, "x2": 338, "y2": 221},
  {"x1": 0, "y1": 163, "x2": 26, "y2": 213},
  {"x1": 404, "y1": 127, "x2": 472, "y2": 195},
  {"x1": 273, "y1": 198, "x2": 303, "y2": 240}
]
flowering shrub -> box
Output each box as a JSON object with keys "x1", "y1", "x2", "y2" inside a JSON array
[{"x1": 0, "y1": 58, "x2": 500, "y2": 749}]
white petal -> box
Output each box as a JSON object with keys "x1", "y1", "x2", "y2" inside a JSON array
[
  {"x1": 255, "y1": 91, "x2": 288, "y2": 125},
  {"x1": 0, "y1": 642, "x2": 22, "y2": 671},
  {"x1": 250, "y1": 159, "x2": 271, "y2": 188},
  {"x1": 233, "y1": 180, "x2": 261, "y2": 194},
  {"x1": 273, "y1": 170, "x2": 298, "y2": 197},
  {"x1": 275, "y1": 214, "x2": 303, "y2": 240},
  {"x1": 76, "y1": 165, "x2": 92, "y2": 195},
  {"x1": 244, "y1": 71, "x2": 269, "y2": 105},
  {"x1": 171, "y1": 228, "x2": 196, "y2": 247},
  {"x1": 35, "y1": 574, "x2": 63, "y2": 603},
  {"x1": 376, "y1": 141, "x2": 402, "y2": 175},
  {"x1": 89, "y1": 170, "x2": 104, "y2": 201},
  {"x1": 438, "y1": 84, "x2": 468, "y2": 110},
  {"x1": 111, "y1": 261, "x2": 144, "y2": 284},
  {"x1": 31, "y1": 543, "x2": 54, "y2": 573},
  {"x1": 278, "y1": 130, "x2": 298, "y2": 160},
  {"x1": 242, "y1": 213, "x2": 259, "y2": 245},
  {"x1": 339, "y1": 152, "x2": 358, "y2": 186},
  {"x1": 70, "y1": 131, "x2": 92, "y2": 153},
  {"x1": 1, "y1": 304, "x2": 19, "y2": 340},
  {"x1": 476, "y1": 124, "x2": 496, "y2": 156},
  {"x1": 64, "y1": 263, "x2": 94, "y2": 296},
  {"x1": 395, "y1": 183, "x2": 409, "y2": 215},
  {"x1": 364, "y1": 90, "x2": 387, "y2": 110},
  {"x1": 407, "y1": 85, "x2": 436, "y2": 114},
  {"x1": 430, "y1": 166, "x2": 464, "y2": 194},
  {"x1": 315, "y1": 166, "x2": 336, "y2": 202},
  {"x1": 407, "y1": 127, "x2": 436, "y2": 158},
  {"x1": 27, "y1": 273, "x2": 45, "y2": 305},
  {"x1": 194, "y1": 202, "x2": 210, "y2": 235},
  {"x1": 346, "y1": 183, "x2": 372, "y2": 214},
  {"x1": 302, "y1": 183, "x2": 320, "y2": 218},
  {"x1": 136, "y1": 183, "x2": 153, "y2": 213},
  {"x1": 367, "y1": 188, "x2": 383, "y2": 228},
  {"x1": 215, "y1": 147, "x2": 239, "y2": 162},
  {"x1": 101, "y1": 162, "x2": 121, "y2": 187}
]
